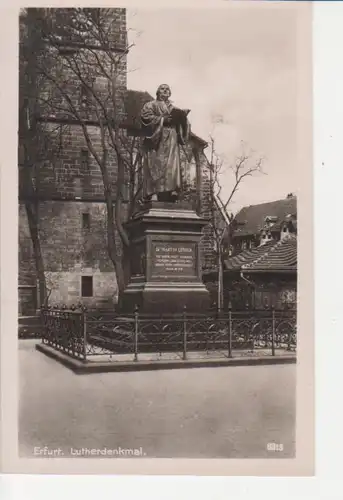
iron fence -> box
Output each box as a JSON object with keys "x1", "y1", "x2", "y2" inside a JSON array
[
  {"x1": 41, "y1": 308, "x2": 86, "y2": 360},
  {"x1": 40, "y1": 305, "x2": 296, "y2": 362}
]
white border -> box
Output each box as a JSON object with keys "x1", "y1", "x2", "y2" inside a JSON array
[{"x1": 1, "y1": 0, "x2": 343, "y2": 496}]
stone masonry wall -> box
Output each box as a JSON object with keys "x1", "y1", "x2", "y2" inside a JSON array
[
  {"x1": 40, "y1": 200, "x2": 118, "y2": 307},
  {"x1": 45, "y1": 270, "x2": 117, "y2": 308},
  {"x1": 38, "y1": 201, "x2": 112, "y2": 272},
  {"x1": 19, "y1": 200, "x2": 119, "y2": 308},
  {"x1": 31, "y1": 123, "x2": 118, "y2": 200}
]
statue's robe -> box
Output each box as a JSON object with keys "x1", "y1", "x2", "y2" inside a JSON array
[{"x1": 140, "y1": 99, "x2": 190, "y2": 198}]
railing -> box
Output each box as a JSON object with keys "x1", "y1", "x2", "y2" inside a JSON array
[
  {"x1": 40, "y1": 304, "x2": 296, "y2": 362},
  {"x1": 41, "y1": 307, "x2": 86, "y2": 360}
]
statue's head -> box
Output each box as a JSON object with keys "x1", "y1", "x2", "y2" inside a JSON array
[{"x1": 156, "y1": 84, "x2": 171, "y2": 101}]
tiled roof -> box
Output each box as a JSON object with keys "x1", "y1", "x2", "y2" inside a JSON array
[
  {"x1": 233, "y1": 196, "x2": 297, "y2": 237},
  {"x1": 224, "y1": 241, "x2": 275, "y2": 271},
  {"x1": 224, "y1": 234, "x2": 297, "y2": 273}
]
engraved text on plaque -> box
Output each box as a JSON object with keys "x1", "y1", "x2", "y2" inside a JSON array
[{"x1": 152, "y1": 243, "x2": 197, "y2": 277}]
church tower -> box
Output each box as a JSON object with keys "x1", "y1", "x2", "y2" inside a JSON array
[{"x1": 19, "y1": 8, "x2": 128, "y2": 313}]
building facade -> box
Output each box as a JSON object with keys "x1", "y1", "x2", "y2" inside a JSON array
[
  {"x1": 230, "y1": 193, "x2": 297, "y2": 254},
  {"x1": 203, "y1": 194, "x2": 297, "y2": 310}
]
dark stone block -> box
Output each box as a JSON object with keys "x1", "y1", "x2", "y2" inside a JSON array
[
  {"x1": 121, "y1": 203, "x2": 210, "y2": 315},
  {"x1": 122, "y1": 282, "x2": 210, "y2": 316}
]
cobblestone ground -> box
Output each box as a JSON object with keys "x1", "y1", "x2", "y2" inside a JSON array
[{"x1": 19, "y1": 340, "x2": 296, "y2": 459}]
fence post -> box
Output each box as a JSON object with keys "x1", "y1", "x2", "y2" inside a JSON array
[
  {"x1": 228, "y1": 302, "x2": 232, "y2": 358},
  {"x1": 287, "y1": 316, "x2": 293, "y2": 351},
  {"x1": 40, "y1": 307, "x2": 45, "y2": 344},
  {"x1": 271, "y1": 305, "x2": 276, "y2": 356},
  {"x1": 183, "y1": 305, "x2": 187, "y2": 360},
  {"x1": 83, "y1": 310, "x2": 87, "y2": 362},
  {"x1": 134, "y1": 304, "x2": 139, "y2": 362}
]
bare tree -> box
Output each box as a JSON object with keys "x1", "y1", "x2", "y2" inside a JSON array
[
  {"x1": 23, "y1": 8, "x2": 146, "y2": 305},
  {"x1": 19, "y1": 8, "x2": 68, "y2": 307},
  {"x1": 205, "y1": 138, "x2": 264, "y2": 311}
]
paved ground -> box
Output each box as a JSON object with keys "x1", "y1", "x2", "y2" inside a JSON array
[{"x1": 19, "y1": 340, "x2": 296, "y2": 459}]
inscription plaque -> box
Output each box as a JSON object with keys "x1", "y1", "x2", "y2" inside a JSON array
[{"x1": 152, "y1": 242, "x2": 197, "y2": 277}]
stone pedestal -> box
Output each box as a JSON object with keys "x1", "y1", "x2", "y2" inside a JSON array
[{"x1": 121, "y1": 201, "x2": 210, "y2": 315}]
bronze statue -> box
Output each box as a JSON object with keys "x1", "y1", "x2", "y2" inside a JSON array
[{"x1": 140, "y1": 84, "x2": 190, "y2": 203}]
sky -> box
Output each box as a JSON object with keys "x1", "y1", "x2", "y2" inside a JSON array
[{"x1": 126, "y1": 4, "x2": 299, "y2": 212}]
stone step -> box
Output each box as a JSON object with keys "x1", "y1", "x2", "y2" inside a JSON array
[
  {"x1": 18, "y1": 315, "x2": 41, "y2": 325},
  {"x1": 18, "y1": 315, "x2": 42, "y2": 338},
  {"x1": 18, "y1": 325, "x2": 42, "y2": 338}
]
